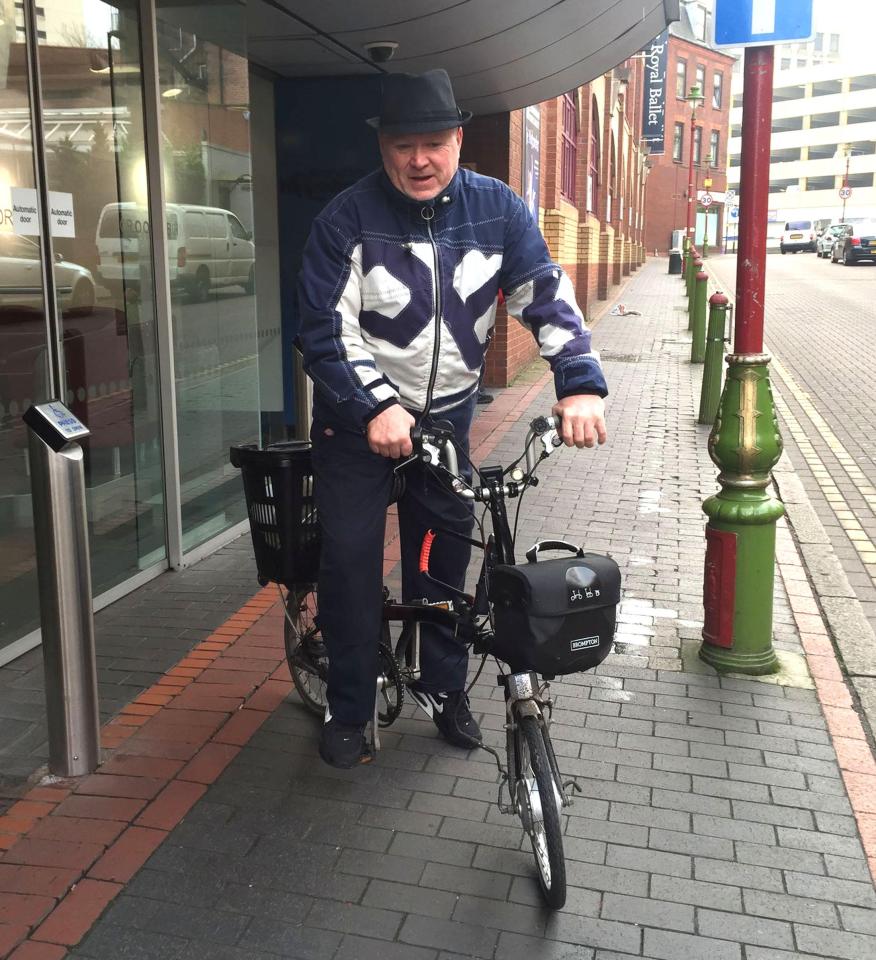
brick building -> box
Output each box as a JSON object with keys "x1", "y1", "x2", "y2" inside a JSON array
[
  {"x1": 461, "y1": 58, "x2": 650, "y2": 388},
  {"x1": 643, "y1": 5, "x2": 735, "y2": 255}
]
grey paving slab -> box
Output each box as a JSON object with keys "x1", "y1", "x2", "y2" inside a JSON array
[{"x1": 59, "y1": 261, "x2": 876, "y2": 960}]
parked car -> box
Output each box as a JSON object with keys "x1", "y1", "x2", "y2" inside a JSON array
[
  {"x1": 0, "y1": 233, "x2": 95, "y2": 309},
  {"x1": 96, "y1": 202, "x2": 255, "y2": 301},
  {"x1": 831, "y1": 221, "x2": 876, "y2": 265},
  {"x1": 816, "y1": 223, "x2": 849, "y2": 258},
  {"x1": 780, "y1": 220, "x2": 816, "y2": 254}
]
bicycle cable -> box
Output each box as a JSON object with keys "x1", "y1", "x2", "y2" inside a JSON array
[
  {"x1": 512, "y1": 447, "x2": 549, "y2": 546},
  {"x1": 502, "y1": 427, "x2": 540, "y2": 479}
]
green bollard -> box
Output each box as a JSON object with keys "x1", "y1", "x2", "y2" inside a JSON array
[
  {"x1": 688, "y1": 258, "x2": 703, "y2": 327},
  {"x1": 687, "y1": 252, "x2": 701, "y2": 301},
  {"x1": 690, "y1": 272, "x2": 708, "y2": 363},
  {"x1": 698, "y1": 292, "x2": 728, "y2": 424},
  {"x1": 700, "y1": 354, "x2": 783, "y2": 675}
]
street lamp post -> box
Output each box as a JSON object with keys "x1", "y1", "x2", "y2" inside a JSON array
[{"x1": 685, "y1": 84, "x2": 705, "y2": 245}]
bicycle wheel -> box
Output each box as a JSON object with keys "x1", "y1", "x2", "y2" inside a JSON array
[
  {"x1": 376, "y1": 641, "x2": 403, "y2": 726},
  {"x1": 284, "y1": 588, "x2": 328, "y2": 716},
  {"x1": 517, "y1": 714, "x2": 566, "y2": 909}
]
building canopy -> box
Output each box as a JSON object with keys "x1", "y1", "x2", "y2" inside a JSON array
[{"x1": 238, "y1": 0, "x2": 679, "y2": 115}]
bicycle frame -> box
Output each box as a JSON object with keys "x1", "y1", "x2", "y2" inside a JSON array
[
  {"x1": 392, "y1": 416, "x2": 576, "y2": 814},
  {"x1": 281, "y1": 412, "x2": 577, "y2": 908}
]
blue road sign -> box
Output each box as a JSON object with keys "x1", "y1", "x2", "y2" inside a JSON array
[{"x1": 713, "y1": 0, "x2": 813, "y2": 48}]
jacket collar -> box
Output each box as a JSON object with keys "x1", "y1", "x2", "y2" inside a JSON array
[{"x1": 378, "y1": 168, "x2": 461, "y2": 219}]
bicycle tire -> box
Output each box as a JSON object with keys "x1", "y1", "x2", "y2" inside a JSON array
[
  {"x1": 285, "y1": 591, "x2": 403, "y2": 727},
  {"x1": 518, "y1": 714, "x2": 566, "y2": 909},
  {"x1": 376, "y1": 642, "x2": 404, "y2": 726},
  {"x1": 284, "y1": 588, "x2": 328, "y2": 717}
]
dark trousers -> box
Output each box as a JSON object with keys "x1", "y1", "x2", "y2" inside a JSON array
[{"x1": 311, "y1": 398, "x2": 476, "y2": 726}]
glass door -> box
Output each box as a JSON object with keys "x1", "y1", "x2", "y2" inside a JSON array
[
  {"x1": 35, "y1": 0, "x2": 166, "y2": 592},
  {"x1": 0, "y1": 9, "x2": 50, "y2": 655},
  {"x1": 155, "y1": 1, "x2": 260, "y2": 552}
]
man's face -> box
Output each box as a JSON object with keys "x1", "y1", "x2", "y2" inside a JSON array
[{"x1": 379, "y1": 127, "x2": 463, "y2": 202}]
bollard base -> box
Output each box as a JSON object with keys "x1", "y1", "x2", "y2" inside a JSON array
[
  {"x1": 699, "y1": 640, "x2": 779, "y2": 675},
  {"x1": 701, "y1": 354, "x2": 785, "y2": 682}
]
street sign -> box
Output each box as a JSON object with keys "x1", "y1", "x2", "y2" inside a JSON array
[
  {"x1": 725, "y1": 189, "x2": 736, "y2": 203},
  {"x1": 700, "y1": 193, "x2": 714, "y2": 208},
  {"x1": 713, "y1": 0, "x2": 813, "y2": 48},
  {"x1": 839, "y1": 186, "x2": 852, "y2": 200},
  {"x1": 729, "y1": 207, "x2": 740, "y2": 221}
]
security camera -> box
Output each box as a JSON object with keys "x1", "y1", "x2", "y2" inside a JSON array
[{"x1": 363, "y1": 41, "x2": 398, "y2": 63}]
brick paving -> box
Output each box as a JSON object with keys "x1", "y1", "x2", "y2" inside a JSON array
[
  {"x1": 1, "y1": 259, "x2": 875, "y2": 958},
  {"x1": 0, "y1": 533, "x2": 268, "y2": 813}
]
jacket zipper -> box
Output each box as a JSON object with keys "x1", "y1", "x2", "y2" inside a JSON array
[{"x1": 422, "y1": 204, "x2": 441, "y2": 418}]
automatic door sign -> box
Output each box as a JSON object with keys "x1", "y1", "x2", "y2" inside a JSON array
[
  {"x1": 11, "y1": 187, "x2": 39, "y2": 235},
  {"x1": 839, "y1": 186, "x2": 852, "y2": 200},
  {"x1": 10, "y1": 188, "x2": 76, "y2": 237}
]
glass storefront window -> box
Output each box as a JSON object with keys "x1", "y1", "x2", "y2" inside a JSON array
[
  {"x1": 36, "y1": 0, "x2": 166, "y2": 595},
  {"x1": 0, "y1": 0, "x2": 268, "y2": 660},
  {"x1": 156, "y1": 2, "x2": 260, "y2": 551},
  {"x1": 0, "y1": 12, "x2": 48, "y2": 653}
]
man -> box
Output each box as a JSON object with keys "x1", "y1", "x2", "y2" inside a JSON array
[{"x1": 298, "y1": 70, "x2": 608, "y2": 768}]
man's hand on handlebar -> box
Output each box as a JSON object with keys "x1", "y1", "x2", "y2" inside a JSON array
[
  {"x1": 367, "y1": 404, "x2": 416, "y2": 458},
  {"x1": 552, "y1": 394, "x2": 608, "y2": 449}
]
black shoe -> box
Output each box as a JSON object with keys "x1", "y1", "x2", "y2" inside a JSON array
[
  {"x1": 409, "y1": 688, "x2": 482, "y2": 748},
  {"x1": 319, "y1": 714, "x2": 372, "y2": 768},
  {"x1": 476, "y1": 390, "x2": 494, "y2": 405}
]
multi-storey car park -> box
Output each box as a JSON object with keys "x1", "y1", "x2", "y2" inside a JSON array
[{"x1": 727, "y1": 60, "x2": 876, "y2": 248}]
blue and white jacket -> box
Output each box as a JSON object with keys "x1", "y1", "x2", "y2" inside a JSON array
[{"x1": 297, "y1": 166, "x2": 607, "y2": 431}]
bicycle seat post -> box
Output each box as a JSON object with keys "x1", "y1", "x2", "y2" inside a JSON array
[{"x1": 410, "y1": 620, "x2": 422, "y2": 680}]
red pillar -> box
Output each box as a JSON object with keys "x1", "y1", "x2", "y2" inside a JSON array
[{"x1": 735, "y1": 47, "x2": 774, "y2": 354}]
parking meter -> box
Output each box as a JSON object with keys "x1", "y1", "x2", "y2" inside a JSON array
[{"x1": 23, "y1": 401, "x2": 100, "y2": 776}]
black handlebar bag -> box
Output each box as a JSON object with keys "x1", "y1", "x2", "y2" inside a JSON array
[{"x1": 488, "y1": 541, "x2": 621, "y2": 677}]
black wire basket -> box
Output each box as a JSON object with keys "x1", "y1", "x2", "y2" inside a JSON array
[{"x1": 230, "y1": 441, "x2": 320, "y2": 589}]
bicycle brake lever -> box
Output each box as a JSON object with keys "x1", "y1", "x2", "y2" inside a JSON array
[
  {"x1": 419, "y1": 439, "x2": 443, "y2": 466},
  {"x1": 538, "y1": 429, "x2": 561, "y2": 458}
]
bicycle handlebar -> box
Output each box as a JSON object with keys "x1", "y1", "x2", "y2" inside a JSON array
[
  {"x1": 412, "y1": 413, "x2": 562, "y2": 503},
  {"x1": 415, "y1": 413, "x2": 562, "y2": 583}
]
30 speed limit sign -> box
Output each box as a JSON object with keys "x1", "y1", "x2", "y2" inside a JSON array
[
  {"x1": 700, "y1": 193, "x2": 714, "y2": 208},
  {"x1": 839, "y1": 186, "x2": 852, "y2": 200}
]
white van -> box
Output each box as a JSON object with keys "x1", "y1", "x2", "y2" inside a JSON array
[
  {"x1": 96, "y1": 202, "x2": 255, "y2": 301},
  {"x1": 779, "y1": 220, "x2": 816, "y2": 254}
]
